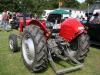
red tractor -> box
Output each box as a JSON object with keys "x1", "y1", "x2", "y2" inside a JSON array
[{"x1": 8, "y1": 12, "x2": 89, "y2": 75}]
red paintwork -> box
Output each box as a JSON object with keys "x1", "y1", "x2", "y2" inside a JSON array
[
  {"x1": 28, "y1": 20, "x2": 47, "y2": 34},
  {"x1": 19, "y1": 19, "x2": 31, "y2": 32},
  {"x1": 19, "y1": 18, "x2": 85, "y2": 42},
  {"x1": 19, "y1": 19, "x2": 48, "y2": 34},
  {"x1": 59, "y1": 18, "x2": 84, "y2": 42}
]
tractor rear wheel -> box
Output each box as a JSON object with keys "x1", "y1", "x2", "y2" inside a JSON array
[
  {"x1": 70, "y1": 33, "x2": 90, "y2": 63},
  {"x1": 21, "y1": 25, "x2": 47, "y2": 72}
]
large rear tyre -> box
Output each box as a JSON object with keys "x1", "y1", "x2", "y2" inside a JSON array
[
  {"x1": 21, "y1": 25, "x2": 47, "y2": 72},
  {"x1": 70, "y1": 33, "x2": 90, "y2": 63}
]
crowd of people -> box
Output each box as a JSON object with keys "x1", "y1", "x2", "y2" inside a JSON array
[
  {"x1": 0, "y1": 10, "x2": 12, "y2": 31},
  {"x1": 0, "y1": 9, "x2": 37, "y2": 31}
]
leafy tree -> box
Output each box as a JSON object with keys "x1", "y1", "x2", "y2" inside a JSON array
[
  {"x1": 79, "y1": 2, "x2": 88, "y2": 9},
  {"x1": 85, "y1": 0, "x2": 95, "y2": 4},
  {"x1": 0, "y1": 0, "x2": 81, "y2": 15},
  {"x1": 63, "y1": 0, "x2": 80, "y2": 8}
]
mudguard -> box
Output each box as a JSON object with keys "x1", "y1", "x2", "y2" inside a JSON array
[
  {"x1": 59, "y1": 18, "x2": 85, "y2": 42},
  {"x1": 28, "y1": 20, "x2": 47, "y2": 33},
  {"x1": 19, "y1": 19, "x2": 47, "y2": 34}
]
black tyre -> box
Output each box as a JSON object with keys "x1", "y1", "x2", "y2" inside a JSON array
[
  {"x1": 70, "y1": 33, "x2": 90, "y2": 63},
  {"x1": 21, "y1": 25, "x2": 47, "y2": 72},
  {"x1": 9, "y1": 34, "x2": 18, "y2": 52}
]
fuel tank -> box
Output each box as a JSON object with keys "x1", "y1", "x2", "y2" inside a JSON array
[{"x1": 59, "y1": 18, "x2": 84, "y2": 42}]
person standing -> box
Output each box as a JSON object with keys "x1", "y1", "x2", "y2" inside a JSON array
[
  {"x1": 2, "y1": 10, "x2": 9, "y2": 30},
  {"x1": 0, "y1": 13, "x2": 2, "y2": 28}
]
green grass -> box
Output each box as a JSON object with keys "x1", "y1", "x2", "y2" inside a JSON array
[{"x1": 0, "y1": 30, "x2": 100, "y2": 75}]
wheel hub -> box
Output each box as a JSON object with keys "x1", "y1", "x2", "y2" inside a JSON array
[
  {"x1": 22, "y1": 36, "x2": 35, "y2": 65},
  {"x1": 9, "y1": 39, "x2": 14, "y2": 50}
]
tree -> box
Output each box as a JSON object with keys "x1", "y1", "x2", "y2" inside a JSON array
[
  {"x1": 85, "y1": 0, "x2": 95, "y2": 4},
  {"x1": 79, "y1": 2, "x2": 88, "y2": 9},
  {"x1": 0, "y1": 0, "x2": 81, "y2": 15},
  {"x1": 63, "y1": 0, "x2": 80, "y2": 8}
]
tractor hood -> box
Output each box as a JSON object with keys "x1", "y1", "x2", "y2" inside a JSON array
[{"x1": 59, "y1": 18, "x2": 84, "y2": 42}]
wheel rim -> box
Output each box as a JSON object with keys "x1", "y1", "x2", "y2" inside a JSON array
[
  {"x1": 9, "y1": 39, "x2": 14, "y2": 50},
  {"x1": 22, "y1": 35, "x2": 35, "y2": 65}
]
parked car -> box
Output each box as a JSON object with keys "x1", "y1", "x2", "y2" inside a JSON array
[{"x1": 82, "y1": 12, "x2": 100, "y2": 45}]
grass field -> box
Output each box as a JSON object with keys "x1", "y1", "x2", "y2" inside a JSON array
[{"x1": 0, "y1": 30, "x2": 100, "y2": 75}]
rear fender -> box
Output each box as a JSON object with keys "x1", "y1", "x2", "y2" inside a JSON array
[
  {"x1": 75, "y1": 30, "x2": 87, "y2": 39},
  {"x1": 28, "y1": 20, "x2": 48, "y2": 36},
  {"x1": 70, "y1": 30, "x2": 88, "y2": 43}
]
